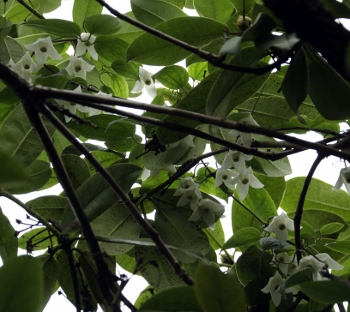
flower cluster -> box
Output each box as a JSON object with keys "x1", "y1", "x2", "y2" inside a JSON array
[
  {"x1": 261, "y1": 212, "x2": 343, "y2": 307},
  {"x1": 214, "y1": 115, "x2": 264, "y2": 200},
  {"x1": 174, "y1": 177, "x2": 225, "y2": 230}
]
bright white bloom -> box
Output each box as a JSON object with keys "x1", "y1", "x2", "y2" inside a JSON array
[
  {"x1": 174, "y1": 177, "x2": 199, "y2": 196},
  {"x1": 25, "y1": 36, "x2": 61, "y2": 66},
  {"x1": 229, "y1": 114, "x2": 259, "y2": 147},
  {"x1": 272, "y1": 252, "x2": 294, "y2": 275},
  {"x1": 214, "y1": 167, "x2": 238, "y2": 190},
  {"x1": 65, "y1": 55, "x2": 94, "y2": 79},
  {"x1": 261, "y1": 271, "x2": 293, "y2": 307},
  {"x1": 298, "y1": 255, "x2": 325, "y2": 280},
  {"x1": 264, "y1": 212, "x2": 295, "y2": 244},
  {"x1": 188, "y1": 198, "x2": 224, "y2": 230},
  {"x1": 221, "y1": 150, "x2": 253, "y2": 173},
  {"x1": 75, "y1": 33, "x2": 98, "y2": 60},
  {"x1": 12, "y1": 52, "x2": 38, "y2": 81},
  {"x1": 230, "y1": 166, "x2": 264, "y2": 200},
  {"x1": 168, "y1": 135, "x2": 195, "y2": 148},
  {"x1": 317, "y1": 253, "x2": 343, "y2": 270},
  {"x1": 56, "y1": 86, "x2": 91, "y2": 123},
  {"x1": 174, "y1": 177, "x2": 201, "y2": 209},
  {"x1": 333, "y1": 167, "x2": 350, "y2": 194},
  {"x1": 131, "y1": 67, "x2": 157, "y2": 98}
]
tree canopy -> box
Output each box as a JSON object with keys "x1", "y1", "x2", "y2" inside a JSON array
[{"x1": 1, "y1": 0, "x2": 350, "y2": 311}]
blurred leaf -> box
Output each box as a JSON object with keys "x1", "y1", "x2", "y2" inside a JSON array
[
  {"x1": 18, "y1": 227, "x2": 58, "y2": 251},
  {"x1": 23, "y1": 19, "x2": 81, "y2": 37},
  {"x1": 61, "y1": 154, "x2": 90, "y2": 190},
  {"x1": 194, "y1": 0, "x2": 233, "y2": 23},
  {"x1": 27, "y1": 195, "x2": 68, "y2": 221},
  {"x1": 94, "y1": 35, "x2": 128, "y2": 63},
  {"x1": 73, "y1": 0, "x2": 103, "y2": 28},
  {"x1": 109, "y1": 73, "x2": 129, "y2": 98},
  {"x1": 223, "y1": 227, "x2": 261, "y2": 249},
  {"x1": 85, "y1": 14, "x2": 122, "y2": 35},
  {"x1": 0, "y1": 208, "x2": 17, "y2": 263},
  {"x1": 5, "y1": 1, "x2": 40, "y2": 24},
  {"x1": 320, "y1": 222, "x2": 345, "y2": 235}
]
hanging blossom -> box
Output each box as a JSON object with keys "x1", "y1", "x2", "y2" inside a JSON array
[
  {"x1": 317, "y1": 253, "x2": 344, "y2": 270},
  {"x1": 271, "y1": 252, "x2": 294, "y2": 275},
  {"x1": 55, "y1": 86, "x2": 92, "y2": 123},
  {"x1": 221, "y1": 149, "x2": 253, "y2": 173},
  {"x1": 24, "y1": 36, "x2": 61, "y2": 67},
  {"x1": 264, "y1": 212, "x2": 295, "y2": 244},
  {"x1": 214, "y1": 167, "x2": 238, "y2": 190},
  {"x1": 174, "y1": 177, "x2": 201, "y2": 209},
  {"x1": 188, "y1": 198, "x2": 225, "y2": 230},
  {"x1": 65, "y1": 55, "x2": 94, "y2": 80},
  {"x1": 11, "y1": 52, "x2": 38, "y2": 81},
  {"x1": 261, "y1": 271, "x2": 293, "y2": 307},
  {"x1": 230, "y1": 166, "x2": 264, "y2": 200},
  {"x1": 131, "y1": 67, "x2": 157, "y2": 98},
  {"x1": 298, "y1": 255, "x2": 326, "y2": 281},
  {"x1": 229, "y1": 114, "x2": 259, "y2": 147},
  {"x1": 75, "y1": 33, "x2": 98, "y2": 60},
  {"x1": 333, "y1": 167, "x2": 350, "y2": 194}
]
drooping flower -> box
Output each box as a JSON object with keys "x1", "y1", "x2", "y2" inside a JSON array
[
  {"x1": 229, "y1": 114, "x2": 259, "y2": 147},
  {"x1": 230, "y1": 166, "x2": 264, "y2": 200},
  {"x1": 24, "y1": 36, "x2": 61, "y2": 66},
  {"x1": 264, "y1": 212, "x2": 295, "y2": 244},
  {"x1": 174, "y1": 177, "x2": 201, "y2": 209},
  {"x1": 214, "y1": 167, "x2": 238, "y2": 190},
  {"x1": 271, "y1": 252, "x2": 294, "y2": 275},
  {"x1": 333, "y1": 167, "x2": 350, "y2": 194},
  {"x1": 317, "y1": 253, "x2": 343, "y2": 270},
  {"x1": 298, "y1": 255, "x2": 325, "y2": 280},
  {"x1": 65, "y1": 55, "x2": 94, "y2": 79},
  {"x1": 131, "y1": 67, "x2": 157, "y2": 98},
  {"x1": 188, "y1": 198, "x2": 225, "y2": 230},
  {"x1": 12, "y1": 52, "x2": 38, "y2": 81},
  {"x1": 75, "y1": 33, "x2": 98, "y2": 60},
  {"x1": 221, "y1": 150, "x2": 253, "y2": 173},
  {"x1": 261, "y1": 271, "x2": 293, "y2": 307}
]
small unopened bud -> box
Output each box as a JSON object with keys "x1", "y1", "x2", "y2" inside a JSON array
[{"x1": 237, "y1": 15, "x2": 252, "y2": 32}]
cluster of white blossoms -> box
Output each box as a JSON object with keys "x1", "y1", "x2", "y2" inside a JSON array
[
  {"x1": 174, "y1": 177, "x2": 225, "y2": 230},
  {"x1": 261, "y1": 212, "x2": 343, "y2": 307},
  {"x1": 214, "y1": 115, "x2": 264, "y2": 200}
]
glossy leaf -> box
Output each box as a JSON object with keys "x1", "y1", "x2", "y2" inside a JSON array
[
  {"x1": 0, "y1": 208, "x2": 17, "y2": 263},
  {"x1": 0, "y1": 256, "x2": 42, "y2": 312},
  {"x1": 320, "y1": 222, "x2": 345, "y2": 235},
  {"x1": 154, "y1": 65, "x2": 189, "y2": 89},
  {"x1": 72, "y1": 0, "x2": 103, "y2": 28},
  {"x1": 94, "y1": 35, "x2": 128, "y2": 63},
  {"x1": 23, "y1": 19, "x2": 81, "y2": 37},
  {"x1": 110, "y1": 73, "x2": 129, "y2": 98},
  {"x1": 194, "y1": 0, "x2": 234, "y2": 23},
  {"x1": 61, "y1": 164, "x2": 141, "y2": 233},
  {"x1": 127, "y1": 17, "x2": 227, "y2": 65},
  {"x1": 85, "y1": 14, "x2": 122, "y2": 35},
  {"x1": 5, "y1": 1, "x2": 40, "y2": 24}
]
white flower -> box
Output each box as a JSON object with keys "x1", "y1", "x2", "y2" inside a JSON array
[
  {"x1": 168, "y1": 135, "x2": 195, "y2": 148},
  {"x1": 229, "y1": 114, "x2": 259, "y2": 147},
  {"x1": 221, "y1": 150, "x2": 253, "y2": 173},
  {"x1": 230, "y1": 166, "x2": 264, "y2": 200},
  {"x1": 56, "y1": 86, "x2": 91, "y2": 122},
  {"x1": 264, "y1": 212, "x2": 295, "y2": 244},
  {"x1": 188, "y1": 198, "x2": 225, "y2": 230},
  {"x1": 333, "y1": 167, "x2": 350, "y2": 194},
  {"x1": 75, "y1": 33, "x2": 98, "y2": 60},
  {"x1": 317, "y1": 253, "x2": 343, "y2": 270},
  {"x1": 131, "y1": 67, "x2": 157, "y2": 98},
  {"x1": 272, "y1": 252, "x2": 294, "y2": 275},
  {"x1": 287, "y1": 259, "x2": 298, "y2": 275},
  {"x1": 214, "y1": 167, "x2": 238, "y2": 190},
  {"x1": 298, "y1": 255, "x2": 325, "y2": 280},
  {"x1": 174, "y1": 177, "x2": 199, "y2": 196},
  {"x1": 25, "y1": 36, "x2": 61, "y2": 66},
  {"x1": 174, "y1": 177, "x2": 201, "y2": 209},
  {"x1": 12, "y1": 52, "x2": 38, "y2": 81},
  {"x1": 261, "y1": 271, "x2": 293, "y2": 307},
  {"x1": 65, "y1": 55, "x2": 94, "y2": 79}
]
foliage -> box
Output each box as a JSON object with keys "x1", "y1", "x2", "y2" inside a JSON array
[{"x1": 0, "y1": 0, "x2": 350, "y2": 311}]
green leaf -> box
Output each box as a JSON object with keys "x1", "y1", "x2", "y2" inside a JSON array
[
  {"x1": 300, "y1": 280, "x2": 350, "y2": 304},
  {"x1": 194, "y1": 0, "x2": 234, "y2": 23},
  {"x1": 18, "y1": 227, "x2": 58, "y2": 251},
  {"x1": 22, "y1": 19, "x2": 81, "y2": 37},
  {"x1": 127, "y1": 16, "x2": 227, "y2": 65},
  {"x1": 85, "y1": 14, "x2": 122, "y2": 35},
  {"x1": 0, "y1": 149, "x2": 28, "y2": 185},
  {"x1": 61, "y1": 164, "x2": 141, "y2": 233},
  {"x1": 0, "y1": 256, "x2": 42, "y2": 312},
  {"x1": 35, "y1": 0, "x2": 61, "y2": 14},
  {"x1": 222, "y1": 227, "x2": 261, "y2": 249},
  {"x1": 73, "y1": 0, "x2": 103, "y2": 28},
  {"x1": 195, "y1": 262, "x2": 246, "y2": 312},
  {"x1": 0, "y1": 17, "x2": 12, "y2": 41},
  {"x1": 281, "y1": 177, "x2": 350, "y2": 222},
  {"x1": 5, "y1": 1, "x2": 40, "y2": 24},
  {"x1": 206, "y1": 48, "x2": 269, "y2": 117},
  {"x1": 0, "y1": 208, "x2": 17, "y2": 263},
  {"x1": 255, "y1": 175, "x2": 286, "y2": 208},
  {"x1": 0, "y1": 36, "x2": 23, "y2": 63},
  {"x1": 188, "y1": 62, "x2": 208, "y2": 81},
  {"x1": 320, "y1": 222, "x2": 345, "y2": 235},
  {"x1": 236, "y1": 246, "x2": 274, "y2": 287},
  {"x1": 131, "y1": 0, "x2": 187, "y2": 26},
  {"x1": 283, "y1": 268, "x2": 314, "y2": 289},
  {"x1": 247, "y1": 153, "x2": 292, "y2": 177},
  {"x1": 68, "y1": 114, "x2": 135, "y2": 142},
  {"x1": 326, "y1": 240, "x2": 350, "y2": 255},
  {"x1": 109, "y1": 73, "x2": 129, "y2": 98},
  {"x1": 94, "y1": 35, "x2": 128, "y2": 63},
  {"x1": 139, "y1": 286, "x2": 201, "y2": 311},
  {"x1": 61, "y1": 154, "x2": 91, "y2": 190},
  {"x1": 154, "y1": 65, "x2": 189, "y2": 89},
  {"x1": 282, "y1": 47, "x2": 309, "y2": 114},
  {"x1": 26, "y1": 195, "x2": 68, "y2": 221},
  {"x1": 305, "y1": 45, "x2": 350, "y2": 120}
]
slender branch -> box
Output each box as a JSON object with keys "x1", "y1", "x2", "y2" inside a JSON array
[
  {"x1": 0, "y1": 189, "x2": 61, "y2": 237},
  {"x1": 17, "y1": 0, "x2": 45, "y2": 19},
  {"x1": 294, "y1": 154, "x2": 324, "y2": 262},
  {"x1": 38, "y1": 101, "x2": 195, "y2": 286},
  {"x1": 95, "y1": 0, "x2": 290, "y2": 74}
]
